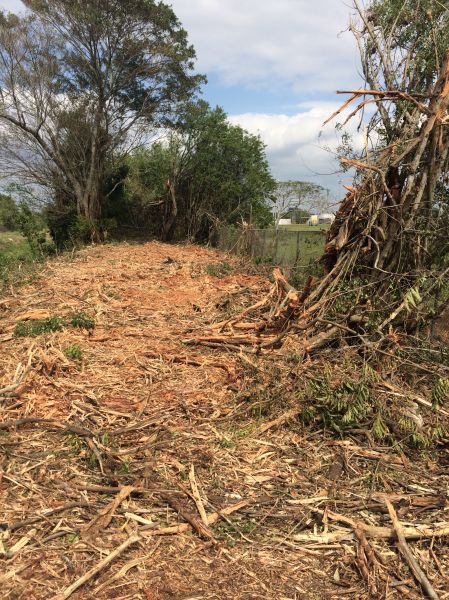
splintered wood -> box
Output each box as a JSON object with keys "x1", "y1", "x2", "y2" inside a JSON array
[
  {"x1": 185, "y1": 267, "x2": 303, "y2": 352},
  {"x1": 0, "y1": 241, "x2": 448, "y2": 599}
]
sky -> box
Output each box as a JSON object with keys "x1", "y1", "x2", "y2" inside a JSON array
[{"x1": 0, "y1": 0, "x2": 364, "y2": 199}]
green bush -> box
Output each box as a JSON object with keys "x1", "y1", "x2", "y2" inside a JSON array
[
  {"x1": 0, "y1": 194, "x2": 20, "y2": 230},
  {"x1": 17, "y1": 204, "x2": 55, "y2": 257},
  {"x1": 204, "y1": 262, "x2": 233, "y2": 277}
]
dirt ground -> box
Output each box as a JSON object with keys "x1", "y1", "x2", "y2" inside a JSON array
[{"x1": 1, "y1": 242, "x2": 448, "y2": 599}]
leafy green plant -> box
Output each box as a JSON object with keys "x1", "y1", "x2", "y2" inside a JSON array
[
  {"x1": 14, "y1": 311, "x2": 95, "y2": 337},
  {"x1": 305, "y1": 376, "x2": 371, "y2": 434},
  {"x1": 14, "y1": 316, "x2": 64, "y2": 337},
  {"x1": 431, "y1": 378, "x2": 449, "y2": 410},
  {"x1": 69, "y1": 311, "x2": 95, "y2": 330},
  {"x1": 66, "y1": 433, "x2": 86, "y2": 456},
  {"x1": 64, "y1": 344, "x2": 83, "y2": 361}
]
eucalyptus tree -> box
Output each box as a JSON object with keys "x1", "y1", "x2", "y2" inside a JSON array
[{"x1": 0, "y1": 0, "x2": 203, "y2": 238}]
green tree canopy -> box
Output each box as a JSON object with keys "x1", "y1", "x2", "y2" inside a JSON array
[
  {"x1": 120, "y1": 102, "x2": 275, "y2": 241},
  {"x1": 0, "y1": 0, "x2": 203, "y2": 236},
  {"x1": 0, "y1": 193, "x2": 19, "y2": 230}
]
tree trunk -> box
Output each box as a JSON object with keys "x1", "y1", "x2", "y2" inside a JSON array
[{"x1": 161, "y1": 179, "x2": 178, "y2": 241}]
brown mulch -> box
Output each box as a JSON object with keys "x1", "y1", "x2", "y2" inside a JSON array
[{"x1": 1, "y1": 241, "x2": 448, "y2": 599}]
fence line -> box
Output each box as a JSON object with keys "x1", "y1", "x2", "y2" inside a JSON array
[{"x1": 218, "y1": 227, "x2": 326, "y2": 269}]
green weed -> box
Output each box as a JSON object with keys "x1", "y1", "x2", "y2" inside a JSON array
[
  {"x1": 13, "y1": 311, "x2": 95, "y2": 337},
  {"x1": 66, "y1": 433, "x2": 86, "y2": 456},
  {"x1": 14, "y1": 316, "x2": 64, "y2": 337},
  {"x1": 69, "y1": 311, "x2": 95, "y2": 330},
  {"x1": 255, "y1": 255, "x2": 273, "y2": 265},
  {"x1": 64, "y1": 344, "x2": 83, "y2": 361}
]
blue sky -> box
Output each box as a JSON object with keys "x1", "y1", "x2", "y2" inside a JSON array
[{"x1": 0, "y1": 0, "x2": 363, "y2": 199}]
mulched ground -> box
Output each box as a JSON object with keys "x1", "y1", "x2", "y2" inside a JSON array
[{"x1": 1, "y1": 241, "x2": 448, "y2": 599}]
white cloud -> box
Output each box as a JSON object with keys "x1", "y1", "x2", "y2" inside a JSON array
[
  {"x1": 0, "y1": 0, "x2": 22, "y2": 12},
  {"x1": 229, "y1": 102, "x2": 365, "y2": 196},
  {"x1": 170, "y1": 0, "x2": 365, "y2": 189},
  {"x1": 2, "y1": 0, "x2": 360, "y2": 93},
  {"x1": 171, "y1": 0, "x2": 359, "y2": 93}
]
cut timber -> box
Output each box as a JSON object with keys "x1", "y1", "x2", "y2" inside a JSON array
[{"x1": 307, "y1": 508, "x2": 449, "y2": 541}]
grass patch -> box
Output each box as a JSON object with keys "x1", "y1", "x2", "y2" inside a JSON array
[
  {"x1": 205, "y1": 261, "x2": 233, "y2": 277},
  {"x1": 279, "y1": 224, "x2": 330, "y2": 232},
  {"x1": 14, "y1": 316, "x2": 64, "y2": 337},
  {"x1": 14, "y1": 312, "x2": 95, "y2": 338},
  {"x1": 0, "y1": 231, "x2": 37, "y2": 292}
]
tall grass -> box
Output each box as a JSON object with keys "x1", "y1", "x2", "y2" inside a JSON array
[{"x1": 0, "y1": 232, "x2": 40, "y2": 292}]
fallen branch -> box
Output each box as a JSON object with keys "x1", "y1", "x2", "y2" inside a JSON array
[
  {"x1": 302, "y1": 508, "x2": 449, "y2": 541},
  {"x1": 189, "y1": 465, "x2": 209, "y2": 526},
  {"x1": 141, "y1": 500, "x2": 249, "y2": 537},
  {"x1": 0, "y1": 350, "x2": 35, "y2": 398},
  {"x1": 50, "y1": 534, "x2": 140, "y2": 600},
  {"x1": 82, "y1": 486, "x2": 134, "y2": 540},
  {"x1": 254, "y1": 408, "x2": 301, "y2": 436},
  {"x1": 160, "y1": 492, "x2": 216, "y2": 542},
  {"x1": 6, "y1": 501, "x2": 91, "y2": 532},
  {"x1": 385, "y1": 499, "x2": 439, "y2": 600}
]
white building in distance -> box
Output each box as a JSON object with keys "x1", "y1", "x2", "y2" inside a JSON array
[{"x1": 307, "y1": 213, "x2": 335, "y2": 226}]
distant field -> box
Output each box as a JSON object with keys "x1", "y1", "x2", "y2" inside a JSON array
[
  {"x1": 219, "y1": 226, "x2": 327, "y2": 268},
  {"x1": 279, "y1": 224, "x2": 330, "y2": 232}
]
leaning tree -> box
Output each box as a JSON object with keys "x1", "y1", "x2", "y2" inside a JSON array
[
  {"x1": 0, "y1": 0, "x2": 202, "y2": 238},
  {"x1": 191, "y1": 0, "x2": 449, "y2": 354}
]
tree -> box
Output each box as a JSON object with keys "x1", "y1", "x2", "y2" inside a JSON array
[
  {"x1": 273, "y1": 181, "x2": 329, "y2": 226},
  {"x1": 121, "y1": 102, "x2": 275, "y2": 241},
  {"x1": 0, "y1": 1, "x2": 202, "y2": 238}
]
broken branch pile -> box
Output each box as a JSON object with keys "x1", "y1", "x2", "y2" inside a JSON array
[{"x1": 191, "y1": 48, "x2": 449, "y2": 354}]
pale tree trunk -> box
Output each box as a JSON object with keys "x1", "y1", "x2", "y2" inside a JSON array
[{"x1": 161, "y1": 179, "x2": 178, "y2": 241}]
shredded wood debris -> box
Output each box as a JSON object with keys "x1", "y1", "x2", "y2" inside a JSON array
[{"x1": 1, "y1": 241, "x2": 448, "y2": 599}]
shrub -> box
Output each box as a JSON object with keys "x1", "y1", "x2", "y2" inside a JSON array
[
  {"x1": 17, "y1": 204, "x2": 55, "y2": 257},
  {"x1": 204, "y1": 262, "x2": 233, "y2": 277}
]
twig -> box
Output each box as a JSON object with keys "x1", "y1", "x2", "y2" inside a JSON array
[
  {"x1": 50, "y1": 534, "x2": 140, "y2": 600},
  {"x1": 385, "y1": 499, "x2": 439, "y2": 600},
  {"x1": 160, "y1": 492, "x2": 216, "y2": 542},
  {"x1": 254, "y1": 408, "x2": 301, "y2": 436},
  {"x1": 188, "y1": 465, "x2": 208, "y2": 526},
  {"x1": 7, "y1": 501, "x2": 91, "y2": 532},
  {"x1": 141, "y1": 500, "x2": 249, "y2": 536}
]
